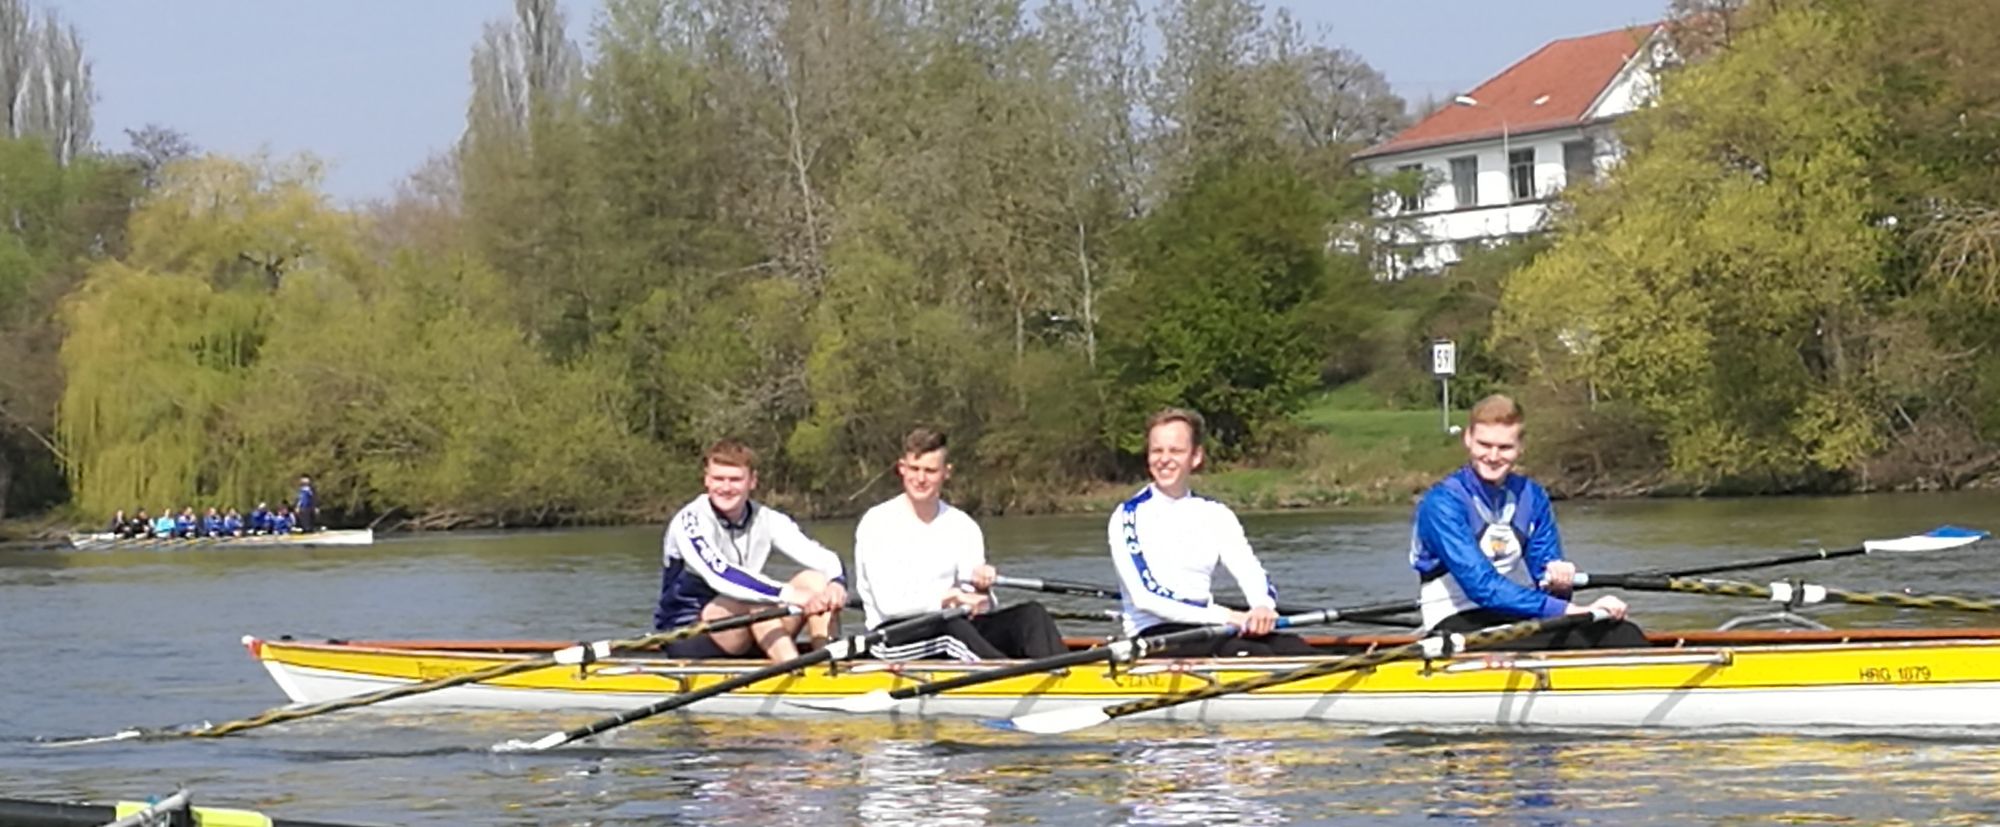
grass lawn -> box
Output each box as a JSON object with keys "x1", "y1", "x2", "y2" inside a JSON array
[{"x1": 1198, "y1": 386, "x2": 1466, "y2": 509}]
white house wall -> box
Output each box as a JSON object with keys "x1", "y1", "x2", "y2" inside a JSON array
[{"x1": 1365, "y1": 126, "x2": 1617, "y2": 275}]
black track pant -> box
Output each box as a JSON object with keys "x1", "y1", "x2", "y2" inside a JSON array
[
  {"x1": 1135, "y1": 622, "x2": 1318, "y2": 658},
  {"x1": 1432, "y1": 608, "x2": 1650, "y2": 651},
  {"x1": 928, "y1": 602, "x2": 1069, "y2": 659}
]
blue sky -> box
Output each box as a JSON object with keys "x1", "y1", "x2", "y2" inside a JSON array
[{"x1": 44, "y1": 0, "x2": 1666, "y2": 203}]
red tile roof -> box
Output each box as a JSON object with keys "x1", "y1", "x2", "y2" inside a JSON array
[{"x1": 1355, "y1": 24, "x2": 1660, "y2": 159}]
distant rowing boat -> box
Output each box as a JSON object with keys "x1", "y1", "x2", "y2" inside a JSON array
[
  {"x1": 245, "y1": 628, "x2": 2000, "y2": 730},
  {"x1": 67, "y1": 528, "x2": 374, "y2": 551}
]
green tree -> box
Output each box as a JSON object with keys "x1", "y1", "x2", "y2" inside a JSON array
[
  {"x1": 1102, "y1": 157, "x2": 1331, "y2": 454},
  {"x1": 1497, "y1": 4, "x2": 1890, "y2": 487}
]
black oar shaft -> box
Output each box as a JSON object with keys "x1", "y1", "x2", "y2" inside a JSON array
[
  {"x1": 514, "y1": 609, "x2": 962, "y2": 750},
  {"x1": 994, "y1": 576, "x2": 1415, "y2": 621},
  {"x1": 888, "y1": 603, "x2": 1402, "y2": 703},
  {"x1": 890, "y1": 625, "x2": 1237, "y2": 701},
  {"x1": 194, "y1": 604, "x2": 804, "y2": 738},
  {"x1": 1651, "y1": 547, "x2": 1862, "y2": 578}
]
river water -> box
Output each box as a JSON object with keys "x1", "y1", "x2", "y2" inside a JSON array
[{"x1": 5, "y1": 491, "x2": 2000, "y2": 825}]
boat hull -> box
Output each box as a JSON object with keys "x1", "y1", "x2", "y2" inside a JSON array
[
  {"x1": 245, "y1": 631, "x2": 2000, "y2": 730},
  {"x1": 68, "y1": 528, "x2": 374, "y2": 551}
]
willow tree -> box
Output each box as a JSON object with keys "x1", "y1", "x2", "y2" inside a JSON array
[
  {"x1": 1497, "y1": 4, "x2": 1890, "y2": 487},
  {"x1": 57, "y1": 264, "x2": 267, "y2": 514},
  {"x1": 57, "y1": 156, "x2": 356, "y2": 515}
]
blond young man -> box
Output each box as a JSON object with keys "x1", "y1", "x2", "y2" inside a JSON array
[
  {"x1": 1410, "y1": 394, "x2": 1647, "y2": 649},
  {"x1": 1109, "y1": 408, "x2": 1314, "y2": 658},
  {"x1": 654, "y1": 440, "x2": 849, "y2": 661},
  {"x1": 854, "y1": 428, "x2": 1066, "y2": 660}
]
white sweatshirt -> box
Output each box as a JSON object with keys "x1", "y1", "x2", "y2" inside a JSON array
[
  {"x1": 854, "y1": 495, "x2": 988, "y2": 629},
  {"x1": 1107, "y1": 485, "x2": 1277, "y2": 636}
]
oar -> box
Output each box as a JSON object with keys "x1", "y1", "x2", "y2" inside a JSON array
[
  {"x1": 44, "y1": 603, "x2": 816, "y2": 746},
  {"x1": 991, "y1": 575, "x2": 1418, "y2": 626},
  {"x1": 493, "y1": 607, "x2": 969, "y2": 752},
  {"x1": 1000, "y1": 607, "x2": 1617, "y2": 735},
  {"x1": 787, "y1": 600, "x2": 1416, "y2": 715},
  {"x1": 1628, "y1": 525, "x2": 1987, "y2": 579},
  {"x1": 1576, "y1": 573, "x2": 2000, "y2": 615}
]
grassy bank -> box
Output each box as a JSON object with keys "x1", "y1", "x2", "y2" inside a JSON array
[{"x1": 1192, "y1": 386, "x2": 1464, "y2": 510}]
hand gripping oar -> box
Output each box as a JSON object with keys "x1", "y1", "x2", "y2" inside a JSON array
[
  {"x1": 44, "y1": 603, "x2": 815, "y2": 746},
  {"x1": 785, "y1": 600, "x2": 1414, "y2": 715},
  {"x1": 990, "y1": 575, "x2": 1417, "y2": 626},
  {"x1": 492, "y1": 607, "x2": 970, "y2": 752},
  {"x1": 999, "y1": 607, "x2": 1618, "y2": 735},
  {"x1": 1575, "y1": 573, "x2": 2000, "y2": 615}
]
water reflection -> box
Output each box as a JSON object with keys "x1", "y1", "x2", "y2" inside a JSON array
[
  {"x1": 858, "y1": 739, "x2": 993, "y2": 827},
  {"x1": 1118, "y1": 737, "x2": 1286, "y2": 826}
]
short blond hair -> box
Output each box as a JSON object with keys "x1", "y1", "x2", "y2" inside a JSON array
[
  {"x1": 703, "y1": 439, "x2": 757, "y2": 472},
  {"x1": 1468, "y1": 394, "x2": 1523, "y2": 428}
]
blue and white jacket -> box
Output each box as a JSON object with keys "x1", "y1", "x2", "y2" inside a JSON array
[
  {"x1": 1410, "y1": 464, "x2": 1568, "y2": 629},
  {"x1": 653, "y1": 495, "x2": 847, "y2": 631},
  {"x1": 1108, "y1": 485, "x2": 1278, "y2": 637}
]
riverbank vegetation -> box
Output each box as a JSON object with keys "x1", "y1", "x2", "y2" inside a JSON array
[{"x1": 3, "y1": 0, "x2": 2000, "y2": 532}]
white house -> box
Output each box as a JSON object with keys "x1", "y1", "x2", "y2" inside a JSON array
[{"x1": 1354, "y1": 24, "x2": 1674, "y2": 277}]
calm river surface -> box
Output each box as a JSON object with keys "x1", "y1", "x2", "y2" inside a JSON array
[{"x1": 6, "y1": 492, "x2": 2000, "y2": 825}]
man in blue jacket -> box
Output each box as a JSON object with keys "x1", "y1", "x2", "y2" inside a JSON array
[
  {"x1": 295, "y1": 476, "x2": 318, "y2": 532},
  {"x1": 1410, "y1": 394, "x2": 1647, "y2": 650}
]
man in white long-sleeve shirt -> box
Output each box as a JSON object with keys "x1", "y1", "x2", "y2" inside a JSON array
[
  {"x1": 654, "y1": 439, "x2": 849, "y2": 662},
  {"x1": 1109, "y1": 408, "x2": 1314, "y2": 658},
  {"x1": 855, "y1": 427, "x2": 1067, "y2": 661}
]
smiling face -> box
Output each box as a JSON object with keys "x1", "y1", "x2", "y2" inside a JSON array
[
  {"x1": 897, "y1": 448, "x2": 950, "y2": 507},
  {"x1": 1146, "y1": 419, "x2": 1205, "y2": 496},
  {"x1": 1462, "y1": 421, "x2": 1523, "y2": 484},
  {"x1": 703, "y1": 460, "x2": 757, "y2": 519}
]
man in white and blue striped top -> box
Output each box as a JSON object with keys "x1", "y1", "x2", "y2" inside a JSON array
[
  {"x1": 654, "y1": 439, "x2": 849, "y2": 662},
  {"x1": 1108, "y1": 408, "x2": 1313, "y2": 658}
]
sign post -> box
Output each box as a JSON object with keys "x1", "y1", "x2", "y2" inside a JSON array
[{"x1": 1431, "y1": 339, "x2": 1457, "y2": 434}]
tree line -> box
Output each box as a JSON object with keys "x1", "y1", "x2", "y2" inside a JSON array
[{"x1": 5, "y1": 0, "x2": 2000, "y2": 530}]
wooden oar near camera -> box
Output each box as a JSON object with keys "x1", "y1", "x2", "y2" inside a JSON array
[
  {"x1": 787, "y1": 599, "x2": 1420, "y2": 715},
  {"x1": 492, "y1": 606, "x2": 969, "y2": 752},
  {"x1": 1575, "y1": 573, "x2": 2000, "y2": 615},
  {"x1": 1000, "y1": 608, "x2": 1620, "y2": 735}
]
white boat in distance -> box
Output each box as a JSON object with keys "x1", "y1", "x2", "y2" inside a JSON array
[{"x1": 67, "y1": 528, "x2": 375, "y2": 551}]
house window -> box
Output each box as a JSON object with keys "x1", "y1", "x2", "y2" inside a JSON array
[
  {"x1": 1397, "y1": 163, "x2": 1423, "y2": 212},
  {"x1": 1449, "y1": 156, "x2": 1478, "y2": 208},
  {"x1": 1508, "y1": 148, "x2": 1536, "y2": 201},
  {"x1": 1563, "y1": 140, "x2": 1596, "y2": 187}
]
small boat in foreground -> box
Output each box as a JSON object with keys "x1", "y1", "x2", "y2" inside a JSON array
[
  {"x1": 67, "y1": 528, "x2": 374, "y2": 551},
  {"x1": 0, "y1": 793, "x2": 371, "y2": 827},
  {"x1": 245, "y1": 628, "x2": 2000, "y2": 730}
]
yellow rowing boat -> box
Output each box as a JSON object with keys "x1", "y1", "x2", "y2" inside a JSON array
[{"x1": 244, "y1": 628, "x2": 2000, "y2": 730}]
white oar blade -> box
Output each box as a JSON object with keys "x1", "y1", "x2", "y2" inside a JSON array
[
  {"x1": 39, "y1": 729, "x2": 143, "y2": 748},
  {"x1": 1864, "y1": 526, "x2": 1988, "y2": 554},
  {"x1": 491, "y1": 731, "x2": 567, "y2": 753},
  {"x1": 991, "y1": 705, "x2": 1111, "y2": 735},
  {"x1": 783, "y1": 691, "x2": 901, "y2": 715}
]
